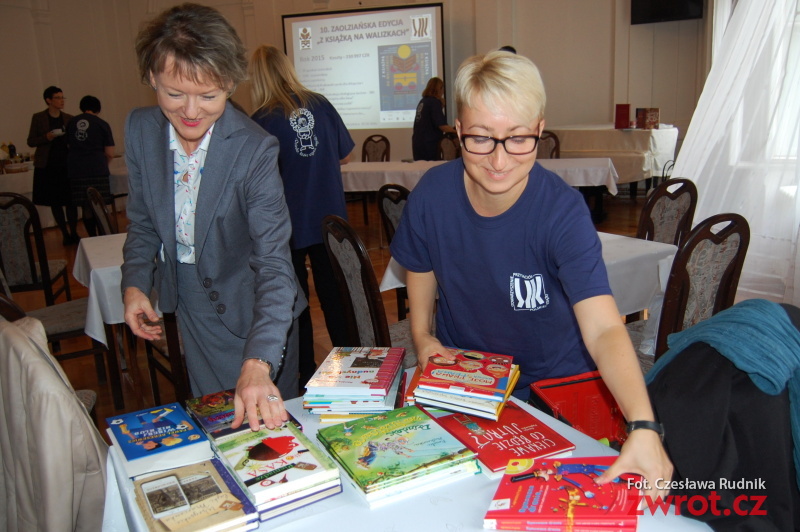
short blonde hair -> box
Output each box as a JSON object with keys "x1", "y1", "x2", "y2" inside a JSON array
[{"x1": 454, "y1": 51, "x2": 546, "y2": 124}]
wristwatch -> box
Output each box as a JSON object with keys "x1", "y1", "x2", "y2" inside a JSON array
[
  {"x1": 243, "y1": 357, "x2": 275, "y2": 380},
  {"x1": 626, "y1": 420, "x2": 664, "y2": 441}
]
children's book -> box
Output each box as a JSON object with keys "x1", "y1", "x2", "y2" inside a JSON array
[
  {"x1": 414, "y1": 366, "x2": 519, "y2": 421},
  {"x1": 433, "y1": 402, "x2": 575, "y2": 478},
  {"x1": 416, "y1": 348, "x2": 518, "y2": 402},
  {"x1": 483, "y1": 456, "x2": 640, "y2": 530},
  {"x1": 304, "y1": 346, "x2": 405, "y2": 396},
  {"x1": 185, "y1": 388, "x2": 302, "y2": 440},
  {"x1": 303, "y1": 368, "x2": 404, "y2": 415},
  {"x1": 257, "y1": 481, "x2": 342, "y2": 521},
  {"x1": 316, "y1": 405, "x2": 479, "y2": 506},
  {"x1": 213, "y1": 420, "x2": 340, "y2": 508},
  {"x1": 106, "y1": 403, "x2": 214, "y2": 479},
  {"x1": 132, "y1": 458, "x2": 258, "y2": 532}
]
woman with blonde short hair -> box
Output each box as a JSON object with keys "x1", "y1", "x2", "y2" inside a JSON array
[{"x1": 391, "y1": 51, "x2": 673, "y2": 502}]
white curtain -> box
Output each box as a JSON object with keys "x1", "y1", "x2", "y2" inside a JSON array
[{"x1": 674, "y1": 0, "x2": 800, "y2": 304}]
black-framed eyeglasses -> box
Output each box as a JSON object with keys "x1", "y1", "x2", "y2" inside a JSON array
[{"x1": 460, "y1": 134, "x2": 540, "y2": 155}]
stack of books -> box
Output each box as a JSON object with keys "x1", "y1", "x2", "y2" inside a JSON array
[
  {"x1": 412, "y1": 349, "x2": 520, "y2": 420},
  {"x1": 433, "y1": 401, "x2": 575, "y2": 479},
  {"x1": 213, "y1": 421, "x2": 342, "y2": 522},
  {"x1": 303, "y1": 347, "x2": 406, "y2": 418},
  {"x1": 483, "y1": 456, "x2": 641, "y2": 531},
  {"x1": 106, "y1": 404, "x2": 259, "y2": 531},
  {"x1": 317, "y1": 405, "x2": 480, "y2": 508}
]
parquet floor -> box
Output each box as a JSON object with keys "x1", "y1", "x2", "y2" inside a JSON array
[{"x1": 13, "y1": 187, "x2": 642, "y2": 436}]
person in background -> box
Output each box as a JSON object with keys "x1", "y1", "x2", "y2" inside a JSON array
[
  {"x1": 412, "y1": 77, "x2": 456, "y2": 161},
  {"x1": 121, "y1": 3, "x2": 305, "y2": 432},
  {"x1": 249, "y1": 45, "x2": 354, "y2": 387},
  {"x1": 27, "y1": 85, "x2": 78, "y2": 245},
  {"x1": 391, "y1": 51, "x2": 672, "y2": 501},
  {"x1": 498, "y1": 45, "x2": 517, "y2": 54},
  {"x1": 66, "y1": 95, "x2": 115, "y2": 236}
]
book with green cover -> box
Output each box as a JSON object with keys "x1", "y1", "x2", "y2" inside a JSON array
[
  {"x1": 317, "y1": 405, "x2": 478, "y2": 497},
  {"x1": 214, "y1": 421, "x2": 339, "y2": 508}
]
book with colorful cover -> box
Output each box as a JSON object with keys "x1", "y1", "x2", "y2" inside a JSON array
[
  {"x1": 483, "y1": 456, "x2": 640, "y2": 530},
  {"x1": 106, "y1": 403, "x2": 214, "y2": 478},
  {"x1": 416, "y1": 349, "x2": 517, "y2": 402},
  {"x1": 132, "y1": 458, "x2": 258, "y2": 532},
  {"x1": 433, "y1": 402, "x2": 575, "y2": 478},
  {"x1": 303, "y1": 368, "x2": 404, "y2": 414},
  {"x1": 185, "y1": 388, "x2": 302, "y2": 440},
  {"x1": 414, "y1": 366, "x2": 520, "y2": 421},
  {"x1": 316, "y1": 405, "x2": 479, "y2": 504},
  {"x1": 303, "y1": 346, "x2": 405, "y2": 396},
  {"x1": 213, "y1": 420, "x2": 340, "y2": 508}
]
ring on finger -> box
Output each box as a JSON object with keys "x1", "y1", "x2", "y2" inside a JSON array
[{"x1": 267, "y1": 394, "x2": 279, "y2": 402}]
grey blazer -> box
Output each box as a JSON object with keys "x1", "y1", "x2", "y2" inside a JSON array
[{"x1": 121, "y1": 102, "x2": 306, "y2": 365}]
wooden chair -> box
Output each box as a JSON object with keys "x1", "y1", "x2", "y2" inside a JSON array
[
  {"x1": 322, "y1": 215, "x2": 417, "y2": 369},
  {"x1": 0, "y1": 192, "x2": 71, "y2": 306},
  {"x1": 624, "y1": 178, "x2": 698, "y2": 326},
  {"x1": 143, "y1": 311, "x2": 192, "y2": 405},
  {"x1": 349, "y1": 135, "x2": 392, "y2": 225},
  {"x1": 637, "y1": 178, "x2": 698, "y2": 248},
  {"x1": 86, "y1": 186, "x2": 118, "y2": 235},
  {"x1": 538, "y1": 130, "x2": 561, "y2": 159},
  {"x1": 377, "y1": 184, "x2": 411, "y2": 320},
  {"x1": 652, "y1": 212, "x2": 750, "y2": 359},
  {"x1": 438, "y1": 132, "x2": 461, "y2": 160}
]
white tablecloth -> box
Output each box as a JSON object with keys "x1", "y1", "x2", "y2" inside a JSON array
[
  {"x1": 107, "y1": 393, "x2": 708, "y2": 532},
  {"x1": 0, "y1": 157, "x2": 128, "y2": 227},
  {"x1": 341, "y1": 158, "x2": 619, "y2": 194},
  {"x1": 547, "y1": 124, "x2": 678, "y2": 184},
  {"x1": 72, "y1": 233, "x2": 128, "y2": 346},
  {"x1": 380, "y1": 232, "x2": 676, "y2": 318}
]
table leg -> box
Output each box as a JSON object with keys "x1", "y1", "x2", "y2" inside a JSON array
[
  {"x1": 103, "y1": 323, "x2": 125, "y2": 410},
  {"x1": 115, "y1": 323, "x2": 146, "y2": 409}
]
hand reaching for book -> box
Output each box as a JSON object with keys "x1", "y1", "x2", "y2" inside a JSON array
[
  {"x1": 232, "y1": 358, "x2": 289, "y2": 431},
  {"x1": 416, "y1": 338, "x2": 457, "y2": 370},
  {"x1": 595, "y1": 428, "x2": 673, "y2": 503}
]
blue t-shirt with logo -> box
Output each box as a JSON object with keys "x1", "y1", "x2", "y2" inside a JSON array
[
  {"x1": 252, "y1": 95, "x2": 354, "y2": 249},
  {"x1": 390, "y1": 159, "x2": 612, "y2": 389}
]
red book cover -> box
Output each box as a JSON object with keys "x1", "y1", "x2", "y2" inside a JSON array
[
  {"x1": 484, "y1": 456, "x2": 640, "y2": 530},
  {"x1": 416, "y1": 348, "x2": 515, "y2": 402},
  {"x1": 435, "y1": 402, "x2": 575, "y2": 475},
  {"x1": 614, "y1": 104, "x2": 630, "y2": 129}
]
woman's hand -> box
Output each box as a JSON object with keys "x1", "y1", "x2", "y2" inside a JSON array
[
  {"x1": 416, "y1": 337, "x2": 456, "y2": 370},
  {"x1": 232, "y1": 359, "x2": 289, "y2": 432},
  {"x1": 595, "y1": 428, "x2": 673, "y2": 503},
  {"x1": 123, "y1": 287, "x2": 162, "y2": 340}
]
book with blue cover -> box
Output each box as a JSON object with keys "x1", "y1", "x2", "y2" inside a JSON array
[{"x1": 106, "y1": 402, "x2": 213, "y2": 478}]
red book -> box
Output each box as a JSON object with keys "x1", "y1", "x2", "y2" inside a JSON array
[
  {"x1": 435, "y1": 402, "x2": 575, "y2": 478},
  {"x1": 416, "y1": 348, "x2": 516, "y2": 402},
  {"x1": 484, "y1": 456, "x2": 641, "y2": 530}
]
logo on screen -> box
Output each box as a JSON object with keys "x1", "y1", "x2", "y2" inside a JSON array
[
  {"x1": 410, "y1": 15, "x2": 432, "y2": 40},
  {"x1": 510, "y1": 273, "x2": 548, "y2": 311},
  {"x1": 298, "y1": 27, "x2": 312, "y2": 50}
]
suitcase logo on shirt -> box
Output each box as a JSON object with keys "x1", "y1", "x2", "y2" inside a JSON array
[
  {"x1": 510, "y1": 273, "x2": 548, "y2": 311},
  {"x1": 289, "y1": 108, "x2": 318, "y2": 157}
]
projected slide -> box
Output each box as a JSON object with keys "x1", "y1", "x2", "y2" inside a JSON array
[{"x1": 284, "y1": 4, "x2": 444, "y2": 130}]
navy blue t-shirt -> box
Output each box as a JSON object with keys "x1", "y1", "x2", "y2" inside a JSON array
[
  {"x1": 66, "y1": 112, "x2": 114, "y2": 178},
  {"x1": 252, "y1": 95, "x2": 354, "y2": 249},
  {"x1": 390, "y1": 160, "x2": 612, "y2": 389},
  {"x1": 412, "y1": 96, "x2": 447, "y2": 161}
]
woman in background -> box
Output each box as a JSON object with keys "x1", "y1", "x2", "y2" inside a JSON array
[
  {"x1": 412, "y1": 77, "x2": 456, "y2": 161},
  {"x1": 66, "y1": 95, "x2": 115, "y2": 237},
  {"x1": 249, "y1": 45, "x2": 353, "y2": 387},
  {"x1": 122, "y1": 4, "x2": 305, "y2": 432},
  {"x1": 27, "y1": 85, "x2": 78, "y2": 244}
]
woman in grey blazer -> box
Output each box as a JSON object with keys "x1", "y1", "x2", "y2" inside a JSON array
[{"x1": 121, "y1": 3, "x2": 305, "y2": 431}]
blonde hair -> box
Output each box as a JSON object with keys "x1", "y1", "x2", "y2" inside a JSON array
[
  {"x1": 249, "y1": 45, "x2": 319, "y2": 116},
  {"x1": 454, "y1": 51, "x2": 546, "y2": 124},
  {"x1": 135, "y1": 3, "x2": 247, "y2": 91}
]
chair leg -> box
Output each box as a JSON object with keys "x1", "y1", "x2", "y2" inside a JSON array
[
  {"x1": 94, "y1": 350, "x2": 107, "y2": 384},
  {"x1": 396, "y1": 287, "x2": 408, "y2": 320},
  {"x1": 101, "y1": 326, "x2": 125, "y2": 411},
  {"x1": 145, "y1": 343, "x2": 162, "y2": 406},
  {"x1": 361, "y1": 196, "x2": 369, "y2": 225}
]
